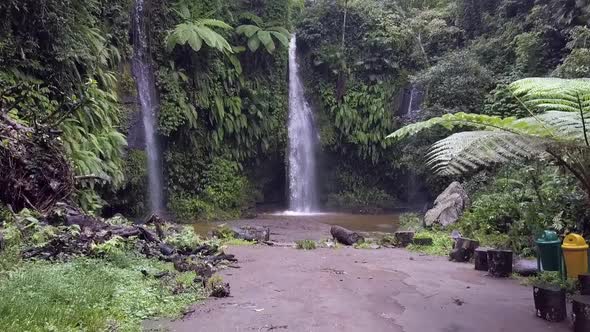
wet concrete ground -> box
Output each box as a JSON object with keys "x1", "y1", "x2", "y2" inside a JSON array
[{"x1": 152, "y1": 217, "x2": 570, "y2": 332}]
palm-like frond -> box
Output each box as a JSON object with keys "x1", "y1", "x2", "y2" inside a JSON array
[
  {"x1": 510, "y1": 78, "x2": 590, "y2": 114},
  {"x1": 166, "y1": 20, "x2": 233, "y2": 54},
  {"x1": 388, "y1": 78, "x2": 590, "y2": 178},
  {"x1": 426, "y1": 131, "x2": 548, "y2": 175},
  {"x1": 387, "y1": 112, "x2": 556, "y2": 140},
  {"x1": 235, "y1": 18, "x2": 289, "y2": 54}
]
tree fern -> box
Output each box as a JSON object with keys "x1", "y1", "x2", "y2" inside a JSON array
[
  {"x1": 166, "y1": 19, "x2": 233, "y2": 54},
  {"x1": 236, "y1": 14, "x2": 289, "y2": 53},
  {"x1": 510, "y1": 78, "x2": 590, "y2": 114},
  {"x1": 388, "y1": 78, "x2": 590, "y2": 199}
]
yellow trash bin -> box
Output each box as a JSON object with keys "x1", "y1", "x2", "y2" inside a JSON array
[{"x1": 562, "y1": 233, "x2": 589, "y2": 279}]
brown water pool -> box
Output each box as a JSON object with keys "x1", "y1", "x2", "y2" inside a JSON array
[{"x1": 192, "y1": 212, "x2": 400, "y2": 237}]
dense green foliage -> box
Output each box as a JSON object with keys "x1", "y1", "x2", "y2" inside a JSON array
[
  {"x1": 296, "y1": 0, "x2": 590, "y2": 209},
  {"x1": 147, "y1": 0, "x2": 292, "y2": 220}
]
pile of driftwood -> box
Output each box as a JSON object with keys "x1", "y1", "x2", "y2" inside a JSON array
[
  {"x1": 18, "y1": 207, "x2": 236, "y2": 296},
  {"x1": 0, "y1": 114, "x2": 74, "y2": 213}
]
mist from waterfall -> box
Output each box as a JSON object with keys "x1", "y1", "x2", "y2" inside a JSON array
[
  {"x1": 286, "y1": 35, "x2": 319, "y2": 214},
  {"x1": 132, "y1": 0, "x2": 164, "y2": 214}
]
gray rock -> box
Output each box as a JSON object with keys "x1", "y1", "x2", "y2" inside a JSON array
[
  {"x1": 513, "y1": 259, "x2": 538, "y2": 276},
  {"x1": 424, "y1": 182, "x2": 469, "y2": 227}
]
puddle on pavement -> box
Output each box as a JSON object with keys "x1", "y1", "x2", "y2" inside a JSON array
[{"x1": 192, "y1": 213, "x2": 400, "y2": 237}]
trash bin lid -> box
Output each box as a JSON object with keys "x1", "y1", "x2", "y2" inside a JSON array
[
  {"x1": 536, "y1": 230, "x2": 560, "y2": 244},
  {"x1": 561, "y1": 233, "x2": 589, "y2": 250}
]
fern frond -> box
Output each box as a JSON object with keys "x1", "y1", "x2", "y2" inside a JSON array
[
  {"x1": 510, "y1": 78, "x2": 590, "y2": 113},
  {"x1": 426, "y1": 131, "x2": 548, "y2": 175},
  {"x1": 387, "y1": 112, "x2": 554, "y2": 140}
]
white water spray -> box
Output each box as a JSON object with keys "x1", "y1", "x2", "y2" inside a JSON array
[
  {"x1": 286, "y1": 35, "x2": 319, "y2": 214},
  {"x1": 132, "y1": 0, "x2": 164, "y2": 214}
]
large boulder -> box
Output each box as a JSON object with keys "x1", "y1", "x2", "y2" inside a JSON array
[{"x1": 424, "y1": 182, "x2": 469, "y2": 227}]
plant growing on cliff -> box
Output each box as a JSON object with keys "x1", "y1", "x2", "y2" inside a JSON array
[
  {"x1": 236, "y1": 13, "x2": 290, "y2": 53},
  {"x1": 166, "y1": 4, "x2": 233, "y2": 54}
]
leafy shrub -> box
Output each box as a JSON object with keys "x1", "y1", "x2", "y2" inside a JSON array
[
  {"x1": 414, "y1": 51, "x2": 494, "y2": 113},
  {"x1": 457, "y1": 165, "x2": 587, "y2": 254}
]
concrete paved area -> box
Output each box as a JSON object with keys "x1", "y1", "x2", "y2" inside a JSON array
[{"x1": 157, "y1": 246, "x2": 569, "y2": 332}]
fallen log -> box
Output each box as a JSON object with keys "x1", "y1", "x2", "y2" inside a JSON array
[
  {"x1": 331, "y1": 226, "x2": 364, "y2": 245},
  {"x1": 137, "y1": 226, "x2": 159, "y2": 243},
  {"x1": 159, "y1": 243, "x2": 175, "y2": 256},
  {"x1": 533, "y1": 285, "x2": 567, "y2": 322},
  {"x1": 487, "y1": 249, "x2": 512, "y2": 277},
  {"x1": 394, "y1": 231, "x2": 415, "y2": 247},
  {"x1": 572, "y1": 295, "x2": 590, "y2": 332},
  {"x1": 111, "y1": 227, "x2": 141, "y2": 238}
]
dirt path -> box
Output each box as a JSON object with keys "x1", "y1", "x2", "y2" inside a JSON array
[{"x1": 150, "y1": 218, "x2": 569, "y2": 332}]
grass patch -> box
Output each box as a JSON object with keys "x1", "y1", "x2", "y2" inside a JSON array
[
  {"x1": 406, "y1": 230, "x2": 453, "y2": 256},
  {"x1": 0, "y1": 255, "x2": 204, "y2": 332},
  {"x1": 295, "y1": 240, "x2": 317, "y2": 250}
]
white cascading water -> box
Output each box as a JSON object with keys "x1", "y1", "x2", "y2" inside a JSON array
[
  {"x1": 132, "y1": 0, "x2": 164, "y2": 214},
  {"x1": 286, "y1": 35, "x2": 319, "y2": 214},
  {"x1": 404, "y1": 85, "x2": 423, "y2": 120}
]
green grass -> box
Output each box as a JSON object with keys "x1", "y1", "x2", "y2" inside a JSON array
[
  {"x1": 406, "y1": 230, "x2": 453, "y2": 256},
  {"x1": 0, "y1": 255, "x2": 204, "y2": 332},
  {"x1": 295, "y1": 240, "x2": 317, "y2": 250}
]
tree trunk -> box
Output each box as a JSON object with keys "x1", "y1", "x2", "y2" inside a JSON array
[
  {"x1": 474, "y1": 247, "x2": 490, "y2": 271},
  {"x1": 331, "y1": 226, "x2": 364, "y2": 245},
  {"x1": 572, "y1": 295, "x2": 590, "y2": 332},
  {"x1": 394, "y1": 231, "x2": 415, "y2": 247},
  {"x1": 487, "y1": 249, "x2": 513, "y2": 277},
  {"x1": 450, "y1": 238, "x2": 480, "y2": 262},
  {"x1": 533, "y1": 285, "x2": 567, "y2": 322},
  {"x1": 579, "y1": 273, "x2": 590, "y2": 295}
]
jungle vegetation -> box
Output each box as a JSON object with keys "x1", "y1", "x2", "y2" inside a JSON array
[{"x1": 1, "y1": 0, "x2": 590, "y2": 328}]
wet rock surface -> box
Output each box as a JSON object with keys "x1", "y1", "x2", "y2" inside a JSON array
[{"x1": 424, "y1": 182, "x2": 470, "y2": 228}]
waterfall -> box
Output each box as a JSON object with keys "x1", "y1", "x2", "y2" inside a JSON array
[
  {"x1": 131, "y1": 0, "x2": 164, "y2": 214},
  {"x1": 403, "y1": 85, "x2": 424, "y2": 121},
  {"x1": 286, "y1": 35, "x2": 319, "y2": 214}
]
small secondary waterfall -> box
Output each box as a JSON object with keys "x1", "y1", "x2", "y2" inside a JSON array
[
  {"x1": 287, "y1": 36, "x2": 319, "y2": 213},
  {"x1": 404, "y1": 85, "x2": 423, "y2": 120},
  {"x1": 132, "y1": 0, "x2": 164, "y2": 214}
]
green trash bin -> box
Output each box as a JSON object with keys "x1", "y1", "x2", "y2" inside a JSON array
[{"x1": 536, "y1": 230, "x2": 562, "y2": 272}]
